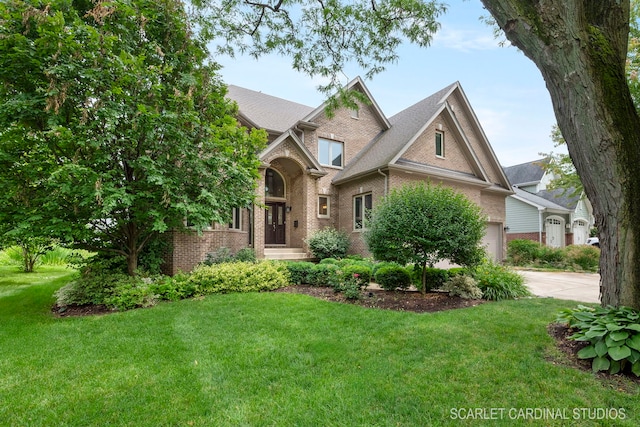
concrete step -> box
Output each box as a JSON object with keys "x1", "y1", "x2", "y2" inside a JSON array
[{"x1": 264, "y1": 247, "x2": 312, "y2": 260}]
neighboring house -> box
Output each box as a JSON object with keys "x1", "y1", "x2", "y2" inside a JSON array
[
  {"x1": 164, "y1": 77, "x2": 513, "y2": 274},
  {"x1": 503, "y1": 159, "x2": 594, "y2": 248}
]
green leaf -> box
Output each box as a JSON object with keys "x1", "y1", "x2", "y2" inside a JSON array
[
  {"x1": 632, "y1": 361, "x2": 640, "y2": 377},
  {"x1": 577, "y1": 345, "x2": 597, "y2": 359},
  {"x1": 591, "y1": 356, "x2": 610, "y2": 372},
  {"x1": 595, "y1": 339, "x2": 609, "y2": 357},
  {"x1": 626, "y1": 324, "x2": 640, "y2": 332},
  {"x1": 608, "y1": 344, "x2": 632, "y2": 361},
  {"x1": 609, "y1": 330, "x2": 629, "y2": 341},
  {"x1": 605, "y1": 322, "x2": 624, "y2": 331},
  {"x1": 605, "y1": 335, "x2": 625, "y2": 347},
  {"x1": 609, "y1": 359, "x2": 622, "y2": 375},
  {"x1": 626, "y1": 334, "x2": 640, "y2": 351},
  {"x1": 584, "y1": 328, "x2": 607, "y2": 339}
]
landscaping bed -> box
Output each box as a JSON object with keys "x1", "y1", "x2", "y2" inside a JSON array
[{"x1": 273, "y1": 285, "x2": 486, "y2": 313}]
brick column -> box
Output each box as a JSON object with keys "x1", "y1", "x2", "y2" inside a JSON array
[{"x1": 254, "y1": 167, "x2": 266, "y2": 259}]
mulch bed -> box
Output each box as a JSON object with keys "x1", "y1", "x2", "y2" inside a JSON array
[{"x1": 272, "y1": 285, "x2": 486, "y2": 313}]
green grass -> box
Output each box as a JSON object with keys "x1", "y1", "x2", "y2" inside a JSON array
[{"x1": 1, "y1": 266, "x2": 638, "y2": 426}]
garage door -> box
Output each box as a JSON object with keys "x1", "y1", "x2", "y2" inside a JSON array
[{"x1": 482, "y1": 223, "x2": 502, "y2": 261}]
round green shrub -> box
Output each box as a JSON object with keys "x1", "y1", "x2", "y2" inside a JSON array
[
  {"x1": 305, "y1": 227, "x2": 350, "y2": 260},
  {"x1": 507, "y1": 239, "x2": 542, "y2": 265},
  {"x1": 441, "y1": 275, "x2": 483, "y2": 299},
  {"x1": 472, "y1": 261, "x2": 530, "y2": 301},
  {"x1": 286, "y1": 261, "x2": 316, "y2": 285},
  {"x1": 563, "y1": 245, "x2": 600, "y2": 272},
  {"x1": 340, "y1": 264, "x2": 372, "y2": 287},
  {"x1": 375, "y1": 265, "x2": 412, "y2": 291}
]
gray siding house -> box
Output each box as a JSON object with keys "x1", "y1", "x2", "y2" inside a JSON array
[{"x1": 503, "y1": 159, "x2": 594, "y2": 247}]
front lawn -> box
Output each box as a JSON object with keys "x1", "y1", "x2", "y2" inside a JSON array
[{"x1": 1, "y1": 267, "x2": 638, "y2": 426}]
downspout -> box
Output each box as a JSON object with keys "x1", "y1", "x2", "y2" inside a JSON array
[{"x1": 377, "y1": 169, "x2": 388, "y2": 196}]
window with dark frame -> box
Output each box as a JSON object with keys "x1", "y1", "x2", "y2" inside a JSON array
[
  {"x1": 435, "y1": 131, "x2": 445, "y2": 157},
  {"x1": 229, "y1": 207, "x2": 242, "y2": 230},
  {"x1": 353, "y1": 193, "x2": 372, "y2": 230}
]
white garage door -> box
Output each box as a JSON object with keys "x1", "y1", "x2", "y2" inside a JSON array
[
  {"x1": 546, "y1": 217, "x2": 564, "y2": 248},
  {"x1": 482, "y1": 223, "x2": 502, "y2": 261},
  {"x1": 573, "y1": 219, "x2": 589, "y2": 245}
]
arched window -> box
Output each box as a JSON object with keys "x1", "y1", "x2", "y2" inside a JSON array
[{"x1": 265, "y1": 168, "x2": 285, "y2": 198}]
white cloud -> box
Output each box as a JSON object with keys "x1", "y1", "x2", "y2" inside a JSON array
[{"x1": 432, "y1": 27, "x2": 501, "y2": 52}]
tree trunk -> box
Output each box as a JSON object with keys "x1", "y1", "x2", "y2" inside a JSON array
[{"x1": 482, "y1": 0, "x2": 640, "y2": 308}]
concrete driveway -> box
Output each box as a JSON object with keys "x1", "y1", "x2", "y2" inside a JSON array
[{"x1": 519, "y1": 270, "x2": 600, "y2": 303}]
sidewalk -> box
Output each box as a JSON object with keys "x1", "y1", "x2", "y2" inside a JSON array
[{"x1": 519, "y1": 270, "x2": 600, "y2": 303}]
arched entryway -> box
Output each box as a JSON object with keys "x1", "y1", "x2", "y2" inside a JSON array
[
  {"x1": 545, "y1": 216, "x2": 565, "y2": 248},
  {"x1": 265, "y1": 168, "x2": 287, "y2": 245}
]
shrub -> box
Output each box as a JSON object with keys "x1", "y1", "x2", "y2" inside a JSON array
[
  {"x1": 537, "y1": 245, "x2": 565, "y2": 266},
  {"x1": 375, "y1": 265, "x2": 412, "y2": 291},
  {"x1": 563, "y1": 245, "x2": 600, "y2": 272},
  {"x1": 305, "y1": 227, "x2": 350, "y2": 260},
  {"x1": 340, "y1": 264, "x2": 372, "y2": 287},
  {"x1": 440, "y1": 275, "x2": 483, "y2": 299},
  {"x1": 557, "y1": 305, "x2": 640, "y2": 376},
  {"x1": 422, "y1": 267, "x2": 451, "y2": 292},
  {"x1": 319, "y1": 257, "x2": 340, "y2": 265},
  {"x1": 188, "y1": 261, "x2": 289, "y2": 295},
  {"x1": 104, "y1": 278, "x2": 159, "y2": 311},
  {"x1": 235, "y1": 248, "x2": 257, "y2": 263},
  {"x1": 54, "y1": 257, "x2": 129, "y2": 306},
  {"x1": 306, "y1": 263, "x2": 341, "y2": 287},
  {"x1": 471, "y1": 260, "x2": 530, "y2": 301},
  {"x1": 286, "y1": 261, "x2": 316, "y2": 285},
  {"x1": 372, "y1": 261, "x2": 403, "y2": 277},
  {"x1": 203, "y1": 247, "x2": 234, "y2": 265},
  {"x1": 507, "y1": 239, "x2": 542, "y2": 265}
]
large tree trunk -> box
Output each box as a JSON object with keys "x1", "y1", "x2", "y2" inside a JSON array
[{"x1": 482, "y1": 0, "x2": 640, "y2": 308}]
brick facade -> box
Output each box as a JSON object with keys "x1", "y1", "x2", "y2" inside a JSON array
[{"x1": 165, "y1": 79, "x2": 512, "y2": 274}]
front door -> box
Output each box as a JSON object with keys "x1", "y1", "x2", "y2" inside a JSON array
[{"x1": 265, "y1": 202, "x2": 286, "y2": 245}]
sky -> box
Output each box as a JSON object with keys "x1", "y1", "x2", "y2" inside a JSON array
[{"x1": 214, "y1": 0, "x2": 561, "y2": 168}]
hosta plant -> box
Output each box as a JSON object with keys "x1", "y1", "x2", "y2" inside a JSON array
[{"x1": 557, "y1": 305, "x2": 640, "y2": 376}]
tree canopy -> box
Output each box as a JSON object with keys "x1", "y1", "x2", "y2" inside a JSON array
[
  {"x1": 0, "y1": 0, "x2": 267, "y2": 275},
  {"x1": 365, "y1": 183, "x2": 486, "y2": 292}
]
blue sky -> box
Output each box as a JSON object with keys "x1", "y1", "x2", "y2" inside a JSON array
[{"x1": 215, "y1": 0, "x2": 560, "y2": 167}]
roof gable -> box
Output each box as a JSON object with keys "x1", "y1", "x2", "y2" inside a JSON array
[
  {"x1": 334, "y1": 82, "x2": 511, "y2": 191},
  {"x1": 503, "y1": 158, "x2": 549, "y2": 186}
]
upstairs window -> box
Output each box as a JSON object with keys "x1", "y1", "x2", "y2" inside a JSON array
[
  {"x1": 265, "y1": 168, "x2": 285, "y2": 198},
  {"x1": 353, "y1": 193, "x2": 372, "y2": 230},
  {"x1": 319, "y1": 138, "x2": 343, "y2": 168},
  {"x1": 435, "y1": 131, "x2": 445, "y2": 158}
]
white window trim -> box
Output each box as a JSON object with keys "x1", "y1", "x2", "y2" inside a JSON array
[
  {"x1": 318, "y1": 138, "x2": 344, "y2": 168},
  {"x1": 435, "y1": 131, "x2": 445, "y2": 158},
  {"x1": 318, "y1": 196, "x2": 330, "y2": 218},
  {"x1": 353, "y1": 193, "x2": 372, "y2": 231}
]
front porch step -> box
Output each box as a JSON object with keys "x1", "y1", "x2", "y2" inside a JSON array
[{"x1": 264, "y1": 247, "x2": 312, "y2": 261}]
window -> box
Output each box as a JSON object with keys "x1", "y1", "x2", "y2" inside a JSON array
[
  {"x1": 318, "y1": 138, "x2": 343, "y2": 168},
  {"x1": 353, "y1": 193, "x2": 372, "y2": 230},
  {"x1": 351, "y1": 108, "x2": 359, "y2": 119},
  {"x1": 435, "y1": 131, "x2": 445, "y2": 157},
  {"x1": 318, "y1": 196, "x2": 330, "y2": 218},
  {"x1": 265, "y1": 168, "x2": 285, "y2": 198},
  {"x1": 229, "y1": 208, "x2": 242, "y2": 230}
]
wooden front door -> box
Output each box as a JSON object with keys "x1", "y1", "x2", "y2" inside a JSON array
[{"x1": 265, "y1": 202, "x2": 286, "y2": 245}]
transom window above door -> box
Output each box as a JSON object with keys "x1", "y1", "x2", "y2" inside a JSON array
[
  {"x1": 265, "y1": 168, "x2": 285, "y2": 198},
  {"x1": 318, "y1": 138, "x2": 343, "y2": 168}
]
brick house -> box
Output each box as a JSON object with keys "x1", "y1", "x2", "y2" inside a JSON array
[{"x1": 164, "y1": 77, "x2": 513, "y2": 274}]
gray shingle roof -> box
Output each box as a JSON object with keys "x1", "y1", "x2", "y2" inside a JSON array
[
  {"x1": 537, "y1": 188, "x2": 580, "y2": 210},
  {"x1": 512, "y1": 187, "x2": 570, "y2": 211},
  {"x1": 227, "y1": 85, "x2": 315, "y2": 133},
  {"x1": 333, "y1": 83, "x2": 457, "y2": 183},
  {"x1": 503, "y1": 158, "x2": 549, "y2": 185}
]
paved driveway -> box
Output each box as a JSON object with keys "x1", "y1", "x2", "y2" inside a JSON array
[{"x1": 519, "y1": 270, "x2": 600, "y2": 303}]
